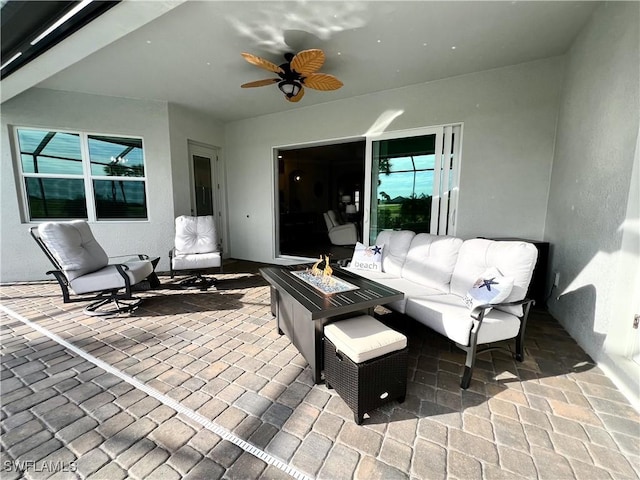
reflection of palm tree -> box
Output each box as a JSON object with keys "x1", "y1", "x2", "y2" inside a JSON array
[
  {"x1": 101, "y1": 164, "x2": 144, "y2": 204},
  {"x1": 379, "y1": 158, "x2": 391, "y2": 175}
]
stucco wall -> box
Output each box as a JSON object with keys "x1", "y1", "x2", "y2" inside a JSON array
[
  {"x1": 544, "y1": 2, "x2": 640, "y2": 402},
  {"x1": 1, "y1": 89, "x2": 175, "y2": 280},
  {"x1": 167, "y1": 103, "x2": 225, "y2": 217},
  {"x1": 224, "y1": 57, "x2": 564, "y2": 263}
]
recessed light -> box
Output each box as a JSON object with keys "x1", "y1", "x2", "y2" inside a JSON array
[
  {"x1": 377, "y1": 39, "x2": 381, "y2": 44},
  {"x1": 451, "y1": 46, "x2": 457, "y2": 50},
  {"x1": 146, "y1": 40, "x2": 152, "y2": 44}
]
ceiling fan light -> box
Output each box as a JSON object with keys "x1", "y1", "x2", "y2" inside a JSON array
[{"x1": 278, "y1": 80, "x2": 302, "y2": 98}]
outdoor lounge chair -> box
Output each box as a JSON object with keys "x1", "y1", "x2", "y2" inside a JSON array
[
  {"x1": 169, "y1": 215, "x2": 222, "y2": 290},
  {"x1": 30, "y1": 220, "x2": 154, "y2": 316}
]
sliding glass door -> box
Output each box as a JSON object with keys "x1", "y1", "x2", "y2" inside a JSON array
[{"x1": 364, "y1": 125, "x2": 461, "y2": 244}]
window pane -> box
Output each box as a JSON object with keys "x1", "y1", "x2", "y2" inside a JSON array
[
  {"x1": 371, "y1": 134, "x2": 437, "y2": 241},
  {"x1": 93, "y1": 180, "x2": 147, "y2": 219},
  {"x1": 414, "y1": 154, "x2": 435, "y2": 170},
  {"x1": 24, "y1": 177, "x2": 87, "y2": 219},
  {"x1": 388, "y1": 156, "x2": 414, "y2": 172},
  {"x1": 18, "y1": 130, "x2": 83, "y2": 175},
  {"x1": 89, "y1": 135, "x2": 144, "y2": 177}
]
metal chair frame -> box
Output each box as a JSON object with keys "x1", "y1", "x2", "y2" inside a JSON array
[{"x1": 29, "y1": 226, "x2": 148, "y2": 316}]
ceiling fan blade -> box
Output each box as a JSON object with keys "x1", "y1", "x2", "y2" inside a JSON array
[
  {"x1": 241, "y1": 78, "x2": 279, "y2": 88},
  {"x1": 302, "y1": 73, "x2": 343, "y2": 91},
  {"x1": 241, "y1": 53, "x2": 284, "y2": 74},
  {"x1": 290, "y1": 49, "x2": 325, "y2": 75},
  {"x1": 286, "y1": 86, "x2": 305, "y2": 103}
]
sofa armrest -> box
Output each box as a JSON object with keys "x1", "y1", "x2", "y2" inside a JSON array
[{"x1": 471, "y1": 298, "x2": 535, "y2": 321}]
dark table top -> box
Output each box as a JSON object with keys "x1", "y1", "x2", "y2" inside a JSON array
[{"x1": 260, "y1": 265, "x2": 404, "y2": 320}]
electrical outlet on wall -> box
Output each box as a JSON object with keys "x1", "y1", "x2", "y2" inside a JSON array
[{"x1": 554, "y1": 272, "x2": 560, "y2": 287}]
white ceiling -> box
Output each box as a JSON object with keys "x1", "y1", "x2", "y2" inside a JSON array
[{"x1": 5, "y1": 1, "x2": 599, "y2": 122}]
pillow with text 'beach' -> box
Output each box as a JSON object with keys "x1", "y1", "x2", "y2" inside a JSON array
[
  {"x1": 350, "y1": 242, "x2": 384, "y2": 272},
  {"x1": 463, "y1": 267, "x2": 514, "y2": 313}
]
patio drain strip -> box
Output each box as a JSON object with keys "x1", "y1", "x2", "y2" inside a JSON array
[{"x1": 0, "y1": 304, "x2": 311, "y2": 480}]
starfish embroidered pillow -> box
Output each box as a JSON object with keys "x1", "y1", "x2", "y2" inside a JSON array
[
  {"x1": 463, "y1": 267, "x2": 514, "y2": 313},
  {"x1": 350, "y1": 242, "x2": 384, "y2": 272}
]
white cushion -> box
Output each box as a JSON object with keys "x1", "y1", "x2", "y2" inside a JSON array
[
  {"x1": 70, "y1": 260, "x2": 153, "y2": 295},
  {"x1": 463, "y1": 267, "x2": 514, "y2": 313},
  {"x1": 371, "y1": 278, "x2": 444, "y2": 314},
  {"x1": 172, "y1": 251, "x2": 221, "y2": 270},
  {"x1": 374, "y1": 230, "x2": 416, "y2": 277},
  {"x1": 401, "y1": 233, "x2": 463, "y2": 292},
  {"x1": 175, "y1": 215, "x2": 217, "y2": 255},
  {"x1": 405, "y1": 294, "x2": 522, "y2": 347},
  {"x1": 450, "y1": 239, "x2": 538, "y2": 316},
  {"x1": 38, "y1": 220, "x2": 108, "y2": 281},
  {"x1": 324, "y1": 315, "x2": 407, "y2": 363},
  {"x1": 350, "y1": 242, "x2": 383, "y2": 272}
]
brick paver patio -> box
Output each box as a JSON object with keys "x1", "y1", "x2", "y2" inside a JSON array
[{"x1": 1, "y1": 261, "x2": 638, "y2": 479}]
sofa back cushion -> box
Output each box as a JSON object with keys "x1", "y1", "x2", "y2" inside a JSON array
[
  {"x1": 38, "y1": 220, "x2": 109, "y2": 281},
  {"x1": 401, "y1": 233, "x2": 463, "y2": 292},
  {"x1": 374, "y1": 230, "x2": 416, "y2": 276},
  {"x1": 450, "y1": 239, "x2": 538, "y2": 316}
]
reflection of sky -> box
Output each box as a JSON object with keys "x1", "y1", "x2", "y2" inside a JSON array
[
  {"x1": 377, "y1": 172, "x2": 434, "y2": 200},
  {"x1": 376, "y1": 155, "x2": 435, "y2": 200},
  {"x1": 18, "y1": 130, "x2": 143, "y2": 177}
]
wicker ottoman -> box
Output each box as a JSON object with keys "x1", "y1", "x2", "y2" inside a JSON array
[{"x1": 324, "y1": 315, "x2": 408, "y2": 424}]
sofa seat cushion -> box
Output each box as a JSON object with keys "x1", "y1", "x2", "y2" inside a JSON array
[
  {"x1": 374, "y1": 278, "x2": 445, "y2": 314},
  {"x1": 172, "y1": 251, "x2": 221, "y2": 271},
  {"x1": 70, "y1": 260, "x2": 153, "y2": 295},
  {"x1": 405, "y1": 294, "x2": 522, "y2": 347},
  {"x1": 342, "y1": 267, "x2": 399, "y2": 282}
]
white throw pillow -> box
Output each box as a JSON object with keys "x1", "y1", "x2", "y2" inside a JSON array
[
  {"x1": 350, "y1": 242, "x2": 384, "y2": 272},
  {"x1": 463, "y1": 267, "x2": 514, "y2": 313}
]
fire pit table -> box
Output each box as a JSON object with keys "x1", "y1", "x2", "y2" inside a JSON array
[{"x1": 259, "y1": 264, "x2": 404, "y2": 384}]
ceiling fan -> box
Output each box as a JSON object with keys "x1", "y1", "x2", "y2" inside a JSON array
[{"x1": 241, "y1": 49, "x2": 343, "y2": 103}]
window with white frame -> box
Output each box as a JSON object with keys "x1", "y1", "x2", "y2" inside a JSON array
[{"x1": 15, "y1": 127, "x2": 148, "y2": 221}]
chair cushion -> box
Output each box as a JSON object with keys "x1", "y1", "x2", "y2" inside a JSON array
[
  {"x1": 70, "y1": 260, "x2": 153, "y2": 295},
  {"x1": 324, "y1": 315, "x2": 407, "y2": 363},
  {"x1": 171, "y1": 251, "x2": 221, "y2": 270},
  {"x1": 175, "y1": 215, "x2": 217, "y2": 254},
  {"x1": 401, "y1": 233, "x2": 463, "y2": 292},
  {"x1": 405, "y1": 294, "x2": 521, "y2": 346},
  {"x1": 374, "y1": 230, "x2": 416, "y2": 277},
  {"x1": 450, "y1": 239, "x2": 538, "y2": 316},
  {"x1": 38, "y1": 220, "x2": 108, "y2": 281}
]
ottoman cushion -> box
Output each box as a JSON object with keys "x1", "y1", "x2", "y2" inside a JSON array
[{"x1": 324, "y1": 315, "x2": 407, "y2": 363}]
